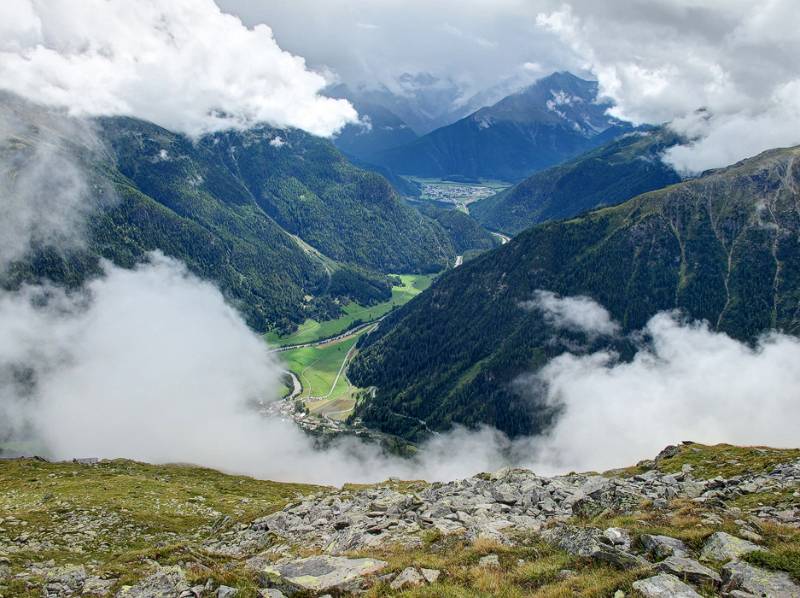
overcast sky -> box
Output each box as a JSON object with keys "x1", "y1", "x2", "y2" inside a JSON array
[{"x1": 216, "y1": 0, "x2": 581, "y2": 96}]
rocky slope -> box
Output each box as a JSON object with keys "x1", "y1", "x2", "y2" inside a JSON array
[{"x1": 1, "y1": 443, "x2": 799, "y2": 596}]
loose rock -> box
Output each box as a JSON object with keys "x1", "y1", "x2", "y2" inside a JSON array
[
  {"x1": 258, "y1": 555, "x2": 387, "y2": 593},
  {"x1": 656, "y1": 556, "x2": 721, "y2": 586},
  {"x1": 722, "y1": 560, "x2": 800, "y2": 597},
  {"x1": 420, "y1": 568, "x2": 441, "y2": 583},
  {"x1": 640, "y1": 534, "x2": 689, "y2": 559},
  {"x1": 700, "y1": 532, "x2": 762, "y2": 562},
  {"x1": 632, "y1": 573, "x2": 703, "y2": 597},
  {"x1": 389, "y1": 567, "x2": 425, "y2": 590}
]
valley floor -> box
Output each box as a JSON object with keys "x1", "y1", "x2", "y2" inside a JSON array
[
  {"x1": 1, "y1": 444, "x2": 799, "y2": 597},
  {"x1": 266, "y1": 274, "x2": 434, "y2": 422}
]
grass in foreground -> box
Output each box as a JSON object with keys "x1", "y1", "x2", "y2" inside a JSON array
[
  {"x1": 618, "y1": 442, "x2": 800, "y2": 480},
  {"x1": 0, "y1": 459, "x2": 318, "y2": 595},
  {"x1": 265, "y1": 274, "x2": 434, "y2": 347}
]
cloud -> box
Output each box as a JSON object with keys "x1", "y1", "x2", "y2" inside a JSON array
[
  {"x1": 0, "y1": 0, "x2": 357, "y2": 137},
  {"x1": 522, "y1": 290, "x2": 620, "y2": 336},
  {"x1": 0, "y1": 253, "x2": 530, "y2": 485},
  {"x1": 218, "y1": 0, "x2": 576, "y2": 104},
  {"x1": 525, "y1": 311, "x2": 800, "y2": 474},
  {"x1": 535, "y1": 0, "x2": 800, "y2": 172},
  {"x1": 3, "y1": 250, "x2": 799, "y2": 484}
]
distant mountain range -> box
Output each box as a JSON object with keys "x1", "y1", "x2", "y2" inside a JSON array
[
  {"x1": 471, "y1": 127, "x2": 683, "y2": 234},
  {"x1": 369, "y1": 72, "x2": 632, "y2": 182},
  {"x1": 349, "y1": 145, "x2": 800, "y2": 440},
  {"x1": 2, "y1": 95, "x2": 490, "y2": 334},
  {"x1": 330, "y1": 73, "x2": 500, "y2": 138}
]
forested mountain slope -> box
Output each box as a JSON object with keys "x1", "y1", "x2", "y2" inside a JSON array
[
  {"x1": 349, "y1": 146, "x2": 800, "y2": 440},
  {"x1": 1, "y1": 98, "x2": 458, "y2": 332},
  {"x1": 471, "y1": 128, "x2": 682, "y2": 234}
]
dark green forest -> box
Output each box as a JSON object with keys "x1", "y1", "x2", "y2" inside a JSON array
[
  {"x1": 470, "y1": 127, "x2": 682, "y2": 234},
  {"x1": 2, "y1": 104, "x2": 486, "y2": 333}
]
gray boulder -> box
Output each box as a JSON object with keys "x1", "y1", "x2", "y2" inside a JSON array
[
  {"x1": 656, "y1": 556, "x2": 721, "y2": 586},
  {"x1": 700, "y1": 532, "x2": 761, "y2": 562},
  {"x1": 722, "y1": 560, "x2": 800, "y2": 597},
  {"x1": 389, "y1": 567, "x2": 425, "y2": 590},
  {"x1": 542, "y1": 525, "x2": 649, "y2": 570},
  {"x1": 632, "y1": 573, "x2": 702, "y2": 597},
  {"x1": 258, "y1": 555, "x2": 387, "y2": 593},
  {"x1": 640, "y1": 534, "x2": 689, "y2": 559},
  {"x1": 604, "y1": 527, "x2": 632, "y2": 550},
  {"x1": 115, "y1": 566, "x2": 191, "y2": 598},
  {"x1": 217, "y1": 586, "x2": 238, "y2": 598},
  {"x1": 421, "y1": 568, "x2": 441, "y2": 583}
]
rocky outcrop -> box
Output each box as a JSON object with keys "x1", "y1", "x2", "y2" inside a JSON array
[
  {"x1": 721, "y1": 561, "x2": 800, "y2": 597},
  {"x1": 632, "y1": 573, "x2": 703, "y2": 597},
  {"x1": 254, "y1": 556, "x2": 387, "y2": 594},
  {"x1": 209, "y1": 458, "x2": 800, "y2": 558},
  {"x1": 7, "y1": 449, "x2": 800, "y2": 597},
  {"x1": 700, "y1": 531, "x2": 763, "y2": 562}
]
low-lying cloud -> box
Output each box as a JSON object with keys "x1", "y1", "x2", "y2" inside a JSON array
[
  {"x1": 0, "y1": 254, "x2": 525, "y2": 485},
  {"x1": 522, "y1": 302, "x2": 800, "y2": 475},
  {"x1": 0, "y1": 97, "x2": 110, "y2": 270},
  {"x1": 0, "y1": 0, "x2": 356, "y2": 137},
  {"x1": 4, "y1": 270, "x2": 799, "y2": 485},
  {"x1": 522, "y1": 290, "x2": 620, "y2": 336}
]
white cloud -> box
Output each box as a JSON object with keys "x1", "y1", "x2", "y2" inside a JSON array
[
  {"x1": 526, "y1": 312, "x2": 800, "y2": 473},
  {"x1": 0, "y1": 254, "x2": 534, "y2": 485},
  {"x1": 269, "y1": 136, "x2": 286, "y2": 148},
  {"x1": 536, "y1": 0, "x2": 800, "y2": 172},
  {"x1": 0, "y1": 0, "x2": 357, "y2": 137},
  {"x1": 522, "y1": 290, "x2": 620, "y2": 336}
]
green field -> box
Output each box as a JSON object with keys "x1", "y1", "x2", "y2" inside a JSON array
[
  {"x1": 266, "y1": 274, "x2": 434, "y2": 347},
  {"x1": 278, "y1": 331, "x2": 366, "y2": 419}
]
